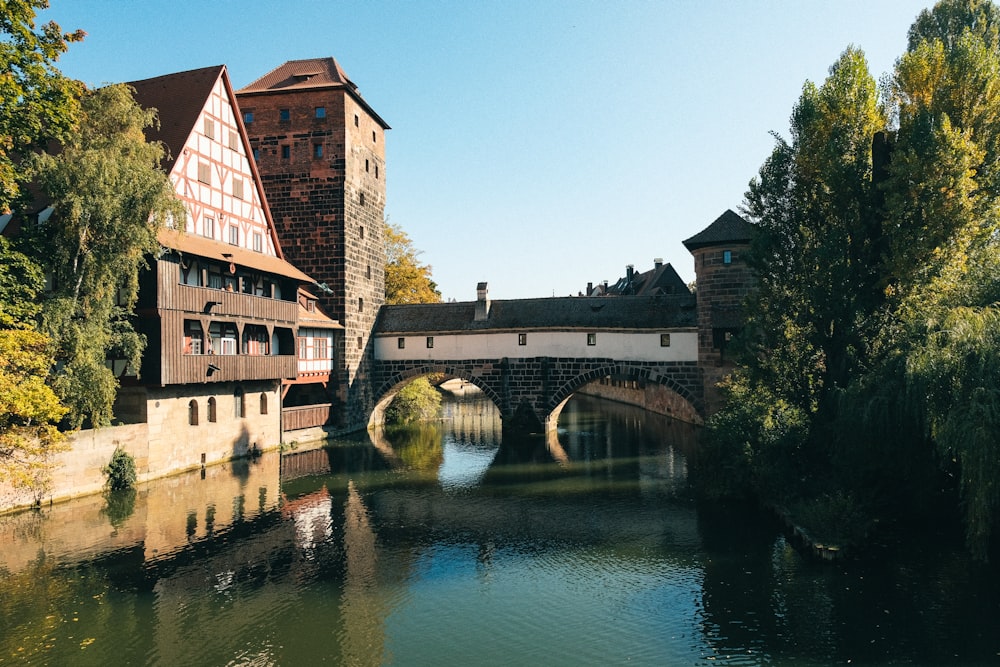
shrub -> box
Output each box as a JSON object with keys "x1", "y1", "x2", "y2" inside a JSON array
[{"x1": 103, "y1": 446, "x2": 137, "y2": 491}]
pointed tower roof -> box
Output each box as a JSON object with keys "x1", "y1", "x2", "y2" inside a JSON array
[
  {"x1": 682, "y1": 209, "x2": 754, "y2": 251},
  {"x1": 237, "y1": 57, "x2": 390, "y2": 129}
]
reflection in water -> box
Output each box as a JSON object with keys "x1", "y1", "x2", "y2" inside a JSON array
[{"x1": 2, "y1": 393, "x2": 1000, "y2": 665}]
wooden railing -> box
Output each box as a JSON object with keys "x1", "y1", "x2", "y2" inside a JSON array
[{"x1": 283, "y1": 403, "x2": 333, "y2": 431}]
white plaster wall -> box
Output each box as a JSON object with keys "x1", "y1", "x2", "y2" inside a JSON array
[{"x1": 375, "y1": 329, "x2": 698, "y2": 363}]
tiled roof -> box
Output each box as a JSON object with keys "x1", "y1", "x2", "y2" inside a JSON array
[
  {"x1": 602, "y1": 262, "x2": 690, "y2": 297},
  {"x1": 237, "y1": 57, "x2": 390, "y2": 129},
  {"x1": 375, "y1": 294, "x2": 696, "y2": 335},
  {"x1": 159, "y1": 229, "x2": 313, "y2": 283},
  {"x1": 128, "y1": 65, "x2": 226, "y2": 174},
  {"x1": 682, "y1": 209, "x2": 754, "y2": 251}
]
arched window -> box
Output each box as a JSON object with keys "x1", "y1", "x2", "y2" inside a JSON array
[
  {"x1": 208, "y1": 397, "x2": 217, "y2": 423},
  {"x1": 259, "y1": 393, "x2": 268, "y2": 415},
  {"x1": 234, "y1": 387, "x2": 245, "y2": 418},
  {"x1": 188, "y1": 400, "x2": 199, "y2": 426}
]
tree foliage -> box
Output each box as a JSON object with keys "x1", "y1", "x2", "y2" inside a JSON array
[
  {"x1": 26, "y1": 83, "x2": 184, "y2": 428},
  {"x1": 0, "y1": 328, "x2": 68, "y2": 495},
  {"x1": 712, "y1": 0, "x2": 1000, "y2": 559},
  {"x1": 384, "y1": 219, "x2": 441, "y2": 305},
  {"x1": 385, "y1": 376, "x2": 443, "y2": 425},
  {"x1": 0, "y1": 0, "x2": 84, "y2": 211}
]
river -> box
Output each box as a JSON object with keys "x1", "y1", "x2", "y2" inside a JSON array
[{"x1": 1, "y1": 392, "x2": 999, "y2": 666}]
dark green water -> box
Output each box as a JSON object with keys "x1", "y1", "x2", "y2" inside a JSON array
[{"x1": 2, "y1": 393, "x2": 999, "y2": 666}]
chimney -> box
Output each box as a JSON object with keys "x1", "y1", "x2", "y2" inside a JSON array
[
  {"x1": 587, "y1": 281, "x2": 593, "y2": 296},
  {"x1": 654, "y1": 258, "x2": 663, "y2": 269},
  {"x1": 626, "y1": 264, "x2": 634, "y2": 282},
  {"x1": 475, "y1": 282, "x2": 491, "y2": 321}
]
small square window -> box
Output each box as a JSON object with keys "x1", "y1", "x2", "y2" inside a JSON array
[
  {"x1": 518, "y1": 333, "x2": 527, "y2": 346},
  {"x1": 280, "y1": 108, "x2": 290, "y2": 121},
  {"x1": 228, "y1": 130, "x2": 239, "y2": 151},
  {"x1": 426, "y1": 336, "x2": 434, "y2": 349},
  {"x1": 315, "y1": 106, "x2": 326, "y2": 118},
  {"x1": 233, "y1": 178, "x2": 244, "y2": 199},
  {"x1": 723, "y1": 250, "x2": 732, "y2": 265},
  {"x1": 313, "y1": 143, "x2": 323, "y2": 158},
  {"x1": 204, "y1": 216, "x2": 215, "y2": 239},
  {"x1": 253, "y1": 233, "x2": 262, "y2": 253},
  {"x1": 198, "y1": 162, "x2": 211, "y2": 184},
  {"x1": 204, "y1": 118, "x2": 215, "y2": 139},
  {"x1": 398, "y1": 337, "x2": 405, "y2": 349},
  {"x1": 243, "y1": 111, "x2": 254, "y2": 124},
  {"x1": 229, "y1": 226, "x2": 239, "y2": 246},
  {"x1": 660, "y1": 333, "x2": 671, "y2": 347},
  {"x1": 281, "y1": 145, "x2": 290, "y2": 159},
  {"x1": 587, "y1": 333, "x2": 597, "y2": 346}
]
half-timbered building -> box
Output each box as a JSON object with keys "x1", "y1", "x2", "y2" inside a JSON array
[{"x1": 114, "y1": 65, "x2": 315, "y2": 473}]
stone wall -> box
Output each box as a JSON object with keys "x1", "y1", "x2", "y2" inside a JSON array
[{"x1": 577, "y1": 380, "x2": 702, "y2": 424}]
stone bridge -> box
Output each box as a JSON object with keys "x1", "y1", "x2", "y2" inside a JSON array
[{"x1": 370, "y1": 288, "x2": 704, "y2": 434}]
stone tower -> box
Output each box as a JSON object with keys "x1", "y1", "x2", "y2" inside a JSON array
[
  {"x1": 237, "y1": 58, "x2": 389, "y2": 429},
  {"x1": 682, "y1": 210, "x2": 755, "y2": 415}
]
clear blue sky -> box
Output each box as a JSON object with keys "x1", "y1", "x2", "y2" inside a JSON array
[{"x1": 45, "y1": 0, "x2": 932, "y2": 301}]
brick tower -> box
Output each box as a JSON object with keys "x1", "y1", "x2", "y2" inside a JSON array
[
  {"x1": 682, "y1": 210, "x2": 755, "y2": 416},
  {"x1": 237, "y1": 58, "x2": 389, "y2": 429}
]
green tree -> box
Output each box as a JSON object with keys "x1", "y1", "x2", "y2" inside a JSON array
[
  {"x1": 0, "y1": 328, "x2": 68, "y2": 496},
  {"x1": 385, "y1": 219, "x2": 441, "y2": 305},
  {"x1": 0, "y1": 235, "x2": 44, "y2": 328},
  {"x1": 26, "y1": 83, "x2": 184, "y2": 428},
  {"x1": 384, "y1": 377, "x2": 442, "y2": 425},
  {"x1": 0, "y1": 0, "x2": 84, "y2": 211}
]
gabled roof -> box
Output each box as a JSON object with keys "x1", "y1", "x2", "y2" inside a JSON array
[
  {"x1": 375, "y1": 295, "x2": 696, "y2": 335},
  {"x1": 601, "y1": 262, "x2": 690, "y2": 297},
  {"x1": 682, "y1": 209, "x2": 754, "y2": 251},
  {"x1": 237, "y1": 57, "x2": 390, "y2": 129},
  {"x1": 298, "y1": 288, "x2": 343, "y2": 329},
  {"x1": 128, "y1": 65, "x2": 225, "y2": 175}
]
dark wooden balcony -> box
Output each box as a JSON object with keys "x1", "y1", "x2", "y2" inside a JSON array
[{"x1": 282, "y1": 403, "x2": 333, "y2": 431}]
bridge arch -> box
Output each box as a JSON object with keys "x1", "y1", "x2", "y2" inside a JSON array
[
  {"x1": 369, "y1": 364, "x2": 504, "y2": 429},
  {"x1": 543, "y1": 361, "x2": 703, "y2": 432}
]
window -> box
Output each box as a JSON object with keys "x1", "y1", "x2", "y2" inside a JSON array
[
  {"x1": 281, "y1": 145, "x2": 290, "y2": 159},
  {"x1": 357, "y1": 336, "x2": 363, "y2": 349},
  {"x1": 372, "y1": 131, "x2": 376, "y2": 142},
  {"x1": 203, "y1": 216, "x2": 215, "y2": 239},
  {"x1": 233, "y1": 178, "x2": 244, "y2": 199},
  {"x1": 587, "y1": 333, "x2": 597, "y2": 346},
  {"x1": 253, "y1": 232, "x2": 262, "y2": 252},
  {"x1": 518, "y1": 333, "x2": 527, "y2": 346},
  {"x1": 253, "y1": 148, "x2": 260, "y2": 162},
  {"x1": 359, "y1": 225, "x2": 364, "y2": 239},
  {"x1": 234, "y1": 387, "x2": 245, "y2": 418},
  {"x1": 359, "y1": 193, "x2": 365, "y2": 206},
  {"x1": 315, "y1": 106, "x2": 326, "y2": 118},
  {"x1": 365, "y1": 159, "x2": 369, "y2": 172},
  {"x1": 298, "y1": 337, "x2": 307, "y2": 359},
  {"x1": 723, "y1": 250, "x2": 732, "y2": 265},
  {"x1": 366, "y1": 264, "x2": 371, "y2": 280},
  {"x1": 219, "y1": 337, "x2": 237, "y2": 356},
  {"x1": 198, "y1": 162, "x2": 211, "y2": 184},
  {"x1": 229, "y1": 225, "x2": 239, "y2": 246},
  {"x1": 358, "y1": 297, "x2": 364, "y2": 312},
  {"x1": 279, "y1": 108, "x2": 290, "y2": 121},
  {"x1": 354, "y1": 114, "x2": 359, "y2": 127},
  {"x1": 315, "y1": 337, "x2": 327, "y2": 359},
  {"x1": 204, "y1": 118, "x2": 215, "y2": 139},
  {"x1": 397, "y1": 337, "x2": 405, "y2": 349},
  {"x1": 184, "y1": 320, "x2": 203, "y2": 354},
  {"x1": 426, "y1": 336, "x2": 434, "y2": 349},
  {"x1": 189, "y1": 400, "x2": 199, "y2": 426},
  {"x1": 313, "y1": 143, "x2": 323, "y2": 158},
  {"x1": 660, "y1": 333, "x2": 672, "y2": 347},
  {"x1": 208, "y1": 397, "x2": 217, "y2": 423},
  {"x1": 244, "y1": 111, "x2": 254, "y2": 124},
  {"x1": 228, "y1": 130, "x2": 239, "y2": 151},
  {"x1": 375, "y1": 164, "x2": 379, "y2": 179},
  {"x1": 260, "y1": 393, "x2": 268, "y2": 415}
]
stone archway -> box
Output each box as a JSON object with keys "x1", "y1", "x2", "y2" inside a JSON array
[
  {"x1": 542, "y1": 362, "x2": 703, "y2": 432},
  {"x1": 369, "y1": 366, "x2": 504, "y2": 429}
]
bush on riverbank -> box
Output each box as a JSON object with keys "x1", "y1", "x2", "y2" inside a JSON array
[{"x1": 385, "y1": 377, "x2": 442, "y2": 425}]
